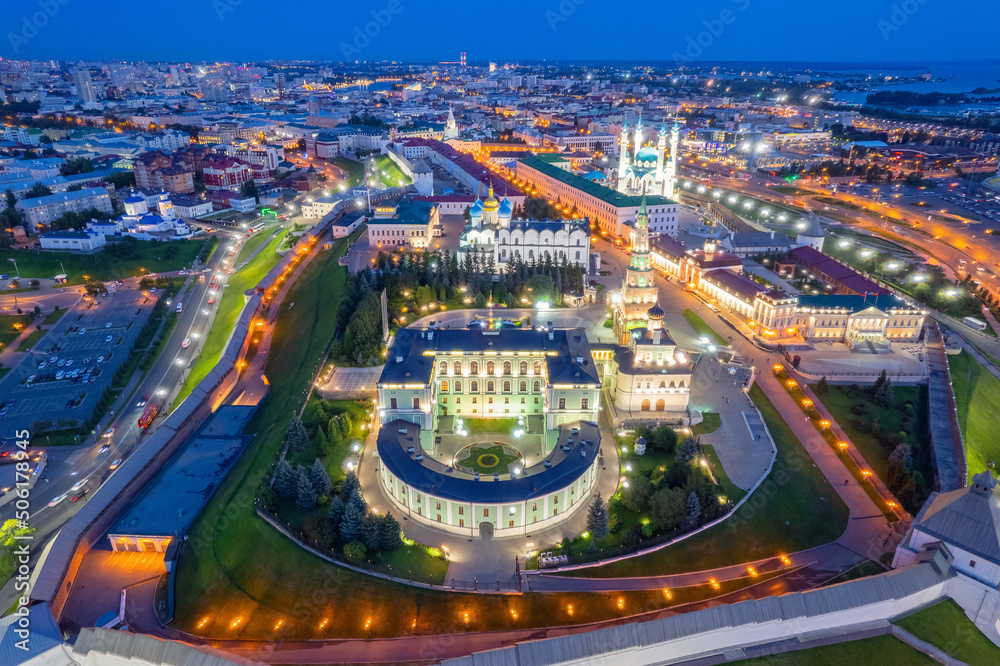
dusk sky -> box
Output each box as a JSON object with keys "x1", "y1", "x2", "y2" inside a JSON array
[{"x1": 2, "y1": 0, "x2": 1000, "y2": 63}]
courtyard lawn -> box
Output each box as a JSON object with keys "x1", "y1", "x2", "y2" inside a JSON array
[
  {"x1": 0, "y1": 240, "x2": 205, "y2": 285},
  {"x1": 173, "y1": 229, "x2": 288, "y2": 408},
  {"x1": 948, "y1": 351, "x2": 1000, "y2": 480},
  {"x1": 894, "y1": 599, "x2": 1000, "y2": 665},
  {"x1": 455, "y1": 443, "x2": 522, "y2": 475},
  {"x1": 462, "y1": 418, "x2": 519, "y2": 435},
  {"x1": 730, "y1": 634, "x2": 936, "y2": 665},
  {"x1": 811, "y1": 383, "x2": 933, "y2": 514},
  {"x1": 682, "y1": 309, "x2": 728, "y2": 348},
  {"x1": 0, "y1": 313, "x2": 34, "y2": 350},
  {"x1": 557, "y1": 385, "x2": 848, "y2": 578}
]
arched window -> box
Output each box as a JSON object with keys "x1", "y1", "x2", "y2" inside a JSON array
[
  {"x1": 439, "y1": 361, "x2": 447, "y2": 373},
  {"x1": 678, "y1": 380, "x2": 686, "y2": 389},
  {"x1": 575, "y1": 251, "x2": 581, "y2": 260},
  {"x1": 659, "y1": 380, "x2": 666, "y2": 389},
  {"x1": 533, "y1": 380, "x2": 541, "y2": 392},
  {"x1": 533, "y1": 361, "x2": 541, "y2": 375},
  {"x1": 503, "y1": 380, "x2": 511, "y2": 393},
  {"x1": 641, "y1": 399, "x2": 651, "y2": 411},
  {"x1": 487, "y1": 380, "x2": 495, "y2": 393},
  {"x1": 487, "y1": 360, "x2": 495, "y2": 375},
  {"x1": 669, "y1": 381, "x2": 676, "y2": 389},
  {"x1": 519, "y1": 381, "x2": 527, "y2": 392},
  {"x1": 470, "y1": 360, "x2": 479, "y2": 374},
  {"x1": 519, "y1": 360, "x2": 528, "y2": 374},
  {"x1": 453, "y1": 361, "x2": 462, "y2": 375},
  {"x1": 441, "y1": 380, "x2": 448, "y2": 392},
  {"x1": 454, "y1": 380, "x2": 462, "y2": 393},
  {"x1": 655, "y1": 399, "x2": 665, "y2": 411},
  {"x1": 503, "y1": 360, "x2": 511, "y2": 375},
  {"x1": 471, "y1": 380, "x2": 479, "y2": 392}
]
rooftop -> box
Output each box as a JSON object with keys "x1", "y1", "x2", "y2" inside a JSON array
[
  {"x1": 377, "y1": 419, "x2": 601, "y2": 503},
  {"x1": 519, "y1": 153, "x2": 677, "y2": 209}
]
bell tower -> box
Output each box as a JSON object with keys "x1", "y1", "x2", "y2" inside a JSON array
[{"x1": 613, "y1": 194, "x2": 660, "y2": 343}]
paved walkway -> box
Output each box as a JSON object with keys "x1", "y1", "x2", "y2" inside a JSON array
[
  {"x1": 657, "y1": 278, "x2": 894, "y2": 564},
  {"x1": 925, "y1": 323, "x2": 967, "y2": 491}
]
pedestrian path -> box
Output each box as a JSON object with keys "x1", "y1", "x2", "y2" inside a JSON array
[{"x1": 925, "y1": 323, "x2": 966, "y2": 491}]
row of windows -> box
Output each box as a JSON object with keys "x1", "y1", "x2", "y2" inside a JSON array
[
  {"x1": 387, "y1": 397, "x2": 420, "y2": 409},
  {"x1": 438, "y1": 360, "x2": 542, "y2": 376},
  {"x1": 638, "y1": 379, "x2": 687, "y2": 389},
  {"x1": 442, "y1": 396, "x2": 540, "y2": 405},
  {"x1": 371, "y1": 227, "x2": 426, "y2": 237},
  {"x1": 441, "y1": 379, "x2": 542, "y2": 393}
]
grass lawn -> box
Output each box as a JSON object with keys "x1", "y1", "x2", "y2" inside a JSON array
[
  {"x1": 771, "y1": 187, "x2": 818, "y2": 196},
  {"x1": 811, "y1": 384, "x2": 933, "y2": 514},
  {"x1": 557, "y1": 385, "x2": 848, "y2": 578},
  {"x1": 730, "y1": 634, "x2": 937, "y2": 665},
  {"x1": 455, "y1": 444, "x2": 521, "y2": 474},
  {"x1": 236, "y1": 228, "x2": 277, "y2": 264},
  {"x1": 173, "y1": 229, "x2": 288, "y2": 408},
  {"x1": 332, "y1": 155, "x2": 365, "y2": 187},
  {"x1": 16, "y1": 328, "x2": 47, "y2": 352},
  {"x1": 42, "y1": 308, "x2": 65, "y2": 325},
  {"x1": 694, "y1": 412, "x2": 722, "y2": 435},
  {"x1": 0, "y1": 240, "x2": 205, "y2": 285},
  {"x1": 295, "y1": 396, "x2": 370, "y2": 484},
  {"x1": 461, "y1": 418, "x2": 519, "y2": 435},
  {"x1": 702, "y1": 444, "x2": 748, "y2": 503},
  {"x1": 0, "y1": 313, "x2": 34, "y2": 350},
  {"x1": 895, "y1": 599, "x2": 1000, "y2": 665},
  {"x1": 374, "y1": 154, "x2": 411, "y2": 187},
  {"x1": 948, "y1": 351, "x2": 1000, "y2": 480},
  {"x1": 682, "y1": 309, "x2": 728, "y2": 348}
]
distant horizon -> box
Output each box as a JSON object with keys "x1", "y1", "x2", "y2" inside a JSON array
[{"x1": 8, "y1": 58, "x2": 1000, "y2": 69}]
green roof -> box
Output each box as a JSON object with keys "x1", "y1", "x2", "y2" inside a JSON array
[
  {"x1": 534, "y1": 153, "x2": 569, "y2": 164},
  {"x1": 518, "y1": 154, "x2": 677, "y2": 209}
]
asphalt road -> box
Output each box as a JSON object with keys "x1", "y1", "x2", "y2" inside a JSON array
[{"x1": 0, "y1": 237, "x2": 232, "y2": 610}]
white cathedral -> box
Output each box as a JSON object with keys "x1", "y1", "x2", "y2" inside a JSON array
[
  {"x1": 616, "y1": 117, "x2": 680, "y2": 200},
  {"x1": 458, "y1": 187, "x2": 591, "y2": 269}
]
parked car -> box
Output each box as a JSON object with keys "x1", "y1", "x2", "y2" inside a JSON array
[
  {"x1": 105, "y1": 335, "x2": 113, "y2": 343},
  {"x1": 55, "y1": 371, "x2": 65, "y2": 380}
]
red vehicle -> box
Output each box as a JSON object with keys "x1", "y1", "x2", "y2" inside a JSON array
[{"x1": 138, "y1": 403, "x2": 160, "y2": 429}]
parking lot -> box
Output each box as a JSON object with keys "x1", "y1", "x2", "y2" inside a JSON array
[{"x1": 0, "y1": 287, "x2": 156, "y2": 433}]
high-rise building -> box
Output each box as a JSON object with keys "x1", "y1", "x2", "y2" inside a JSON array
[{"x1": 72, "y1": 63, "x2": 97, "y2": 104}]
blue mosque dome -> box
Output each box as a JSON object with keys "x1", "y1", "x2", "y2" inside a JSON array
[{"x1": 584, "y1": 170, "x2": 606, "y2": 182}]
